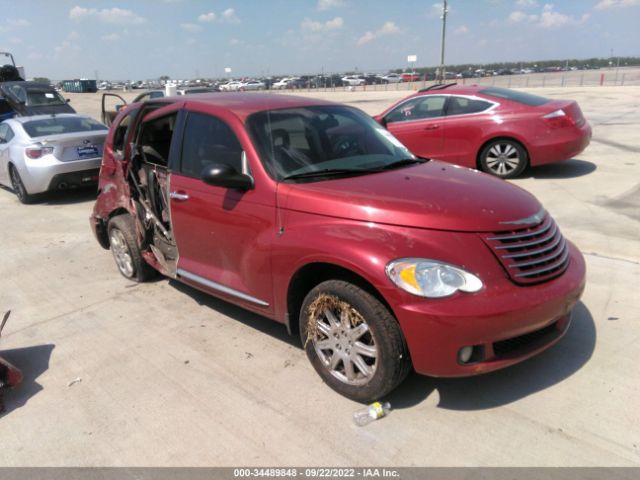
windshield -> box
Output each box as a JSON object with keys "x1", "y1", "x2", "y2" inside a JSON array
[
  {"x1": 23, "y1": 117, "x2": 108, "y2": 137},
  {"x1": 247, "y1": 105, "x2": 418, "y2": 182},
  {"x1": 5, "y1": 84, "x2": 67, "y2": 107}
]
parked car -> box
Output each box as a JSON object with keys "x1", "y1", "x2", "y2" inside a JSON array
[
  {"x1": 401, "y1": 72, "x2": 421, "y2": 82},
  {"x1": 90, "y1": 93, "x2": 585, "y2": 402},
  {"x1": 374, "y1": 84, "x2": 592, "y2": 178},
  {"x1": 0, "y1": 81, "x2": 75, "y2": 117},
  {"x1": 341, "y1": 75, "x2": 366, "y2": 86},
  {"x1": 240, "y1": 80, "x2": 265, "y2": 91},
  {"x1": 0, "y1": 114, "x2": 108, "y2": 203},
  {"x1": 219, "y1": 81, "x2": 244, "y2": 92},
  {"x1": 272, "y1": 78, "x2": 295, "y2": 90},
  {"x1": 381, "y1": 73, "x2": 403, "y2": 84}
]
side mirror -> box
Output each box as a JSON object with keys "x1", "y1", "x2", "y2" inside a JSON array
[{"x1": 201, "y1": 164, "x2": 254, "y2": 190}]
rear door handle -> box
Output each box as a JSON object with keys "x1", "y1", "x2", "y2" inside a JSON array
[
  {"x1": 424, "y1": 125, "x2": 440, "y2": 130},
  {"x1": 170, "y1": 191, "x2": 189, "y2": 201}
]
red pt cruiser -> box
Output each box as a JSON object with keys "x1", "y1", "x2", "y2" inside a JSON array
[{"x1": 90, "y1": 93, "x2": 586, "y2": 402}]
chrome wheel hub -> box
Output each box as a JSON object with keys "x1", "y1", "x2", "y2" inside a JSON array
[
  {"x1": 312, "y1": 306, "x2": 377, "y2": 386},
  {"x1": 486, "y1": 143, "x2": 521, "y2": 176},
  {"x1": 109, "y1": 229, "x2": 134, "y2": 278}
]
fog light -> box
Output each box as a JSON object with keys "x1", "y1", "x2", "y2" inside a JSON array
[{"x1": 458, "y1": 346, "x2": 474, "y2": 364}]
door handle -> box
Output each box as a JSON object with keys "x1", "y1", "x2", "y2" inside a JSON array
[
  {"x1": 424, "y1": 125, "x2": 440, "y2": 130},
  {"x1": 170, "y1": 191, "x2": 189, "y2": 201}
]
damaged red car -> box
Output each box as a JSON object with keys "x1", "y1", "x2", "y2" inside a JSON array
[{"x1": 90, "y1": 93, "x2": 585, "y2": 402}]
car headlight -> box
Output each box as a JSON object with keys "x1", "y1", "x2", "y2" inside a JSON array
[{"x1": 385, "y1": 258, "x2": 483, "y2": 298}]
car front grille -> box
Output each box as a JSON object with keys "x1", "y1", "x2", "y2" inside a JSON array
[{"x1": 482, "y1": 214, "x2": 570, "y2": 285}]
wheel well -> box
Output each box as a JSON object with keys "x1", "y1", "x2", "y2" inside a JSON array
[
  {"x1": 476, "y1": 136, "x2": 529, "y2": 170},
  {"x1": 95, "y1": 208, "x2": 130, "y2": 249},
  {"x1": 286, "y1": 262, "x2": 392, "y2": 336}
]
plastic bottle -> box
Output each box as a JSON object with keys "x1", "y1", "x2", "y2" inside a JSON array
[{"x1": 353, "y1": 401, "x2": 391, "y2": 426}]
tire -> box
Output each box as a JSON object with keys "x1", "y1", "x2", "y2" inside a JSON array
[
  {"x1": 9, "y1": 165, "x2": 36, "y2": 204},
  {"x1": 479, "y1": 139, "x2": 528, "y2": 179},
  {"x1": 107, "y1": 215, "x2": 157, "y2": 282},
  {"x1": 300, "y1": 280, "x2": 411, "y2": 402}
]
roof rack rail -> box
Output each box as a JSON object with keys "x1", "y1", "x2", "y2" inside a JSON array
[{"x1": 418, "y1": 82, "x2": 457, "y2": 93}]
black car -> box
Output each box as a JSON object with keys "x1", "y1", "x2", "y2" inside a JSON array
[{"x1": 0, "y1": 81, "x2": 75, "y2": 116}]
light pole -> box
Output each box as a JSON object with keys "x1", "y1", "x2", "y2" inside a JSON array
[{"x1": 438, "y1": 0, "x2": 449, "y2": 84}]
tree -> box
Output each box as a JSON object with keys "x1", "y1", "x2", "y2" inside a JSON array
[{"x1": 33, "y1": 77, "x2": 50, "y2": 84}]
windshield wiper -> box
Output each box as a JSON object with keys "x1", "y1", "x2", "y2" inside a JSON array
[
  {"x1": 379, "y1": 158, "x2": 428, "y2": 170},
  {"x1": 283, "y1": 168, "x2": 377, "y2": 181}
]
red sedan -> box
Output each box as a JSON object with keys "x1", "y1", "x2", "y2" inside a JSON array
[{"x1": 375, "y1": 84, "x2": 592, "y2": 178}]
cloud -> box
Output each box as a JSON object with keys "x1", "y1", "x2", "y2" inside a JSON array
[
  {"x1": 0, "y1": 18, "x2": 31, "y2": 33},
  {"x1": 594, "y1": 0, "x2": 640, "y2": 9},
  {"x1": 198, "y1": 12, "x2": 216, "y2": 22},
  {"x1": 102, "y1": 33, "x2": 121, "y2": 42},
  {"x1": 317, "y1": 0, "x2": 346, "y2": 10},
  {"x1": 197, "y1": 8, "x2": 239, "y2": 24},
  {"x1": 507, "y1": 4, "x2": 588, "y2": 28},
  {"x1": 357, "y1": 21, "x2": 400, "y2": 46},
  {"x1": 69, "y1": 6, "x2": 146, "y2": 25},
  {"x1": 180, "y1": 23, "x2": 202, "y2": 33},
  {"x1": 55, "y1": 31, "x2": 82, "y2": 57},
  {"x1": 429, "y1": 2, "x2": 452, "y2": 17},
  {"x1": 301, "y1": 16, "x2": 344, "y2": 33},
  {"x1": 8, "y1": 37, "x2": 22, "y2": 45},
  {"x1": 516, "y1": 0, "x2": 538, "y2": 7},
  {"x1": 221, "y1": 8, "x2": 240, "y2": 23},
  {"x1": 454, "y1": 25, "x2": 469, "y2": 34}
]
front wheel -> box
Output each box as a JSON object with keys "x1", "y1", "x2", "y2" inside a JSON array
[
  {"x1": 479, "y1": 139, "x2": 528, "y2": 178},
  {"x1": 107, "y1": 215, "x2": 157, "y2": 282},
  {"x1": 300, "y1": 280, "x2": 410, "y2": 402}
]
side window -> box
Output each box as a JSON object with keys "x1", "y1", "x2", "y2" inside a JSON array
[
  {"x1": 179, "y1": 112, "x2": 242, "y2": 178},
  {"x1": 0, "y1": 124, "x2": 14, "y2": 143},
  {"x1": 386, "y1": 96, "x2": 446, "y2": 123},
  {"x1": 0, "y1": 99, "x2": 13, "y2": 115},
  {"x1": 446, "y1": 97, "x2": 492, "y2": 116},
  {"x1": 112, "y1": 111, "x2": 136, "y2": 155},
  {"x1": 138, "y1": 113, "x2": 177, "y2": 167}
]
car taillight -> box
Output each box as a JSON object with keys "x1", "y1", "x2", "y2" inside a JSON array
[
  {"x1": 25, "y1": 145, "x2": 54, "y2": 159},
  {"x1": 543, "y1": 109, "x2": 575, "y2": 128}
]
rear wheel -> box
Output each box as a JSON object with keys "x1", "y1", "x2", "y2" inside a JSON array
[
  {"x1": 300, "y1": 280, "x2": 410, "y2": 402},
  {"x1": 107, "y1": 215, "x2": 157, "y2": 282},
  {"x1": 9, "y1": 165, "x2": 36, "y2": 204},
  {"x1": 479, "y1": 139, "x2": 528, "y2": 178}
]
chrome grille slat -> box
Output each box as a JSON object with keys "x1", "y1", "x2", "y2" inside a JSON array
[
  {"x1": 508, "y1": 238, "x2": 567, "y2": 269},
  {"x1": 494, "y1": 222, "x2": 558, "y2": 250},
  {"x1": 514, "y1": 245, "x2": 569, "y2": 278},
  {"x1": 482, "y1": 214, "x2": 570, "y2": 285},
  {"x1": 487, "y1": 219, "x2": 552, "y2": 241},
  {"x1": 502, "y1": 234, "x2": 563, "y2": 259}
]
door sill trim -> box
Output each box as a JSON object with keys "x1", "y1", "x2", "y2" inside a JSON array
[{"x1": 177, "y1": 268, "x2": 269, "y2": 307}]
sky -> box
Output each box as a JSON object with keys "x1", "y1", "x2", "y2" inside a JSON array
[{"x1": 1, "y1": 0, "x2": 639, "y2": 81}]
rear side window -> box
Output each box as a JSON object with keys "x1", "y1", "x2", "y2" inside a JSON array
[
  {"x1": 479, "y1": 87, "x2": 550, "y2": 106},
  {"x1": 22, "y1": 117, "x2": 108, "y2": 137},
  {"x1": 179, "y1": 112, "x2": 242, "y2": 178},
  {"x1": 446, "y1": 97, "x2": 493, "y2": 116},
  {"x1": 0, "y1": 123, "x2": 15, "y2": 143},
  {"x1": 385, "y1": 96, "x2": 446, "y2": 123}
]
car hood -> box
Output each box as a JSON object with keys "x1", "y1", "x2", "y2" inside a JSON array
[{"x1": 279, "y1": 160, "x2": 542, "y2": 232}]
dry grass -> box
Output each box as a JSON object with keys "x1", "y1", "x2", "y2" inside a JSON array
[{"x1": 304, "y1": 293, "x2": 364, "y2": 347}]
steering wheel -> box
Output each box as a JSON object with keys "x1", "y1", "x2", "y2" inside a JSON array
[{"x1": 331, "y1": 135, "x2": 361, "y2": 157}]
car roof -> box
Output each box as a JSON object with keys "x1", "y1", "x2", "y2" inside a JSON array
[
  {"x1": 416, "y1": 84, "x2": 487, "y2": 96},
  {"x1": 148, "y1": 93, "x2": 339, "y2": 122},
  {"x1": 1, "y1": 81, "x2": 55, "y2": 90}
]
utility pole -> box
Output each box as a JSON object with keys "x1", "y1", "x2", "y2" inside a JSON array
[{"x1": 438, "y1": 0, "x2": 449, "y2": 84}]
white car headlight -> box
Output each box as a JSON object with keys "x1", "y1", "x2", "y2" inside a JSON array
[{"x1": 385, "y1": 258, "x2": 483, "y2": 298}]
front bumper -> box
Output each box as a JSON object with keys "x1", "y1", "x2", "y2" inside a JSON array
[
  {"x1": 18, "y1": 155, "x2": 102, "y2": 194},
  {"x1": 394, "y1": 241, "x2": 586, "y2": 377}
]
